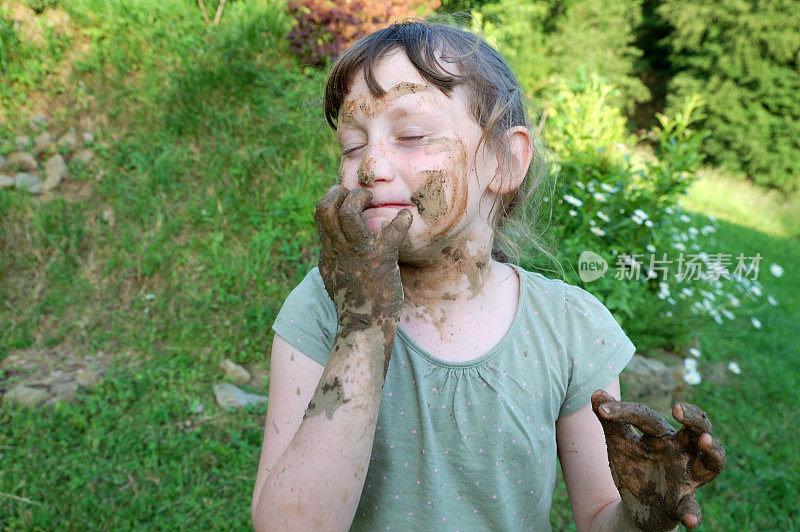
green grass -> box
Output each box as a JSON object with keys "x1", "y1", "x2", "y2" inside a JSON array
[{"x1": 1, "y1": 1, "x2": 799, "y2": 529}]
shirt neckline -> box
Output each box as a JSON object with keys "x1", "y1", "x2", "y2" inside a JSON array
[{"x1": 395, "y1": 263, "x2": 527, "y2": 369}]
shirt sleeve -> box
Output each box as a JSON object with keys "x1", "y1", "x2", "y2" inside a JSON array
[
  {"x1": 271, "y1": 267, "x2": 338, "y2": 366},
  {"x1": 560, "y1": 283, "x2": 636, "y2": 416}
]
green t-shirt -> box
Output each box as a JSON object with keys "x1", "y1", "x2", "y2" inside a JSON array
[{"x1": 272, "y1": 264, "x2": 635, "y2": 530}]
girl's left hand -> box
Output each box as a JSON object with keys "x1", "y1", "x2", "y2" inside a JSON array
[{"x1": 591, "y1": 390, "x2": 726, "y2": 531}]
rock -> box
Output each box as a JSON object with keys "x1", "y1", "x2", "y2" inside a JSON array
[
  {"x1": 29, "y1": 113, "x2": 48, "y2": 128},
  {"x1": 82, "y1": 131, "x2": 95, "y2": 144},
  {"x1": 0, "y1": 174, "x2": 14, "y2": 188},
  {"x1": 101, "y1": 207, "x2": 116, "y2": 227},
  {"x1": 57, "y1": 132, "x2": 78, "y2": 152},
  {"x1": 220, "y1": 359, "x2": 251, "y2": 384},
  {"x1": 15, "y1": 136, "x2": 30, "y2": 151},
  {"x1": 621, "y1": 354, "x2": 677, "y2": 417},
  {"x1": 43, "y1": 154, "x2": 68, "y2": 192},
  {"x1": 75, "y1": 367, "x2": 103, "y2": 389},
  {"x1": 3, "y1": 384, "x2": 51, "y2": 407},
  {"x1": 15, "y1": 173, "x2": 42, "y2": 194},
  {"x1": 7, "y1": 151, "x2": 38, "y2": 171},
  {"x1": 49, "y1": 379, "x2": 79, "y2": 402},
  {"x1": 212, "y1": 383, "x2": 268, "y2": 409},
  {"x1": 72, "y1": 148, "x2": 95, "y2": 165},
  {"x1": 33, "y1": 132, "x2": 54, "y2": 156}
]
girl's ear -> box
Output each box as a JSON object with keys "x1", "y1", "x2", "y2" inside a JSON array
[{"x1": 488, "y1": 126, "x2": 533, "y2": 195}]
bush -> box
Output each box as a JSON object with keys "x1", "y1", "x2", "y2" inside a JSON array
[
  {"x1": 660, "y1": 0, "x2": 800, "y2": 193},
  {"x1": 287, "y1": 0, "x2": 441, "y2": 65},
  {"x1": 472, "y1": 0, "x2": 649, "y2": 110},
  {"x1": 518, "y1": 82, "x2": 771, "y2": 351}
]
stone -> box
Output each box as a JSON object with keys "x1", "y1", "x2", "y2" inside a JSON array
[
  {"x1": 212, "y1": 383, "x2": 268, "y2": 409},
  {"x1": 50, "y1": 379, "x2": 79, "y2": 402},
  {"x1": 620, "y1": 354, "x2": 677, "y2": 417},
  {"x1": 82, "y1": 131, "x2": 95, "y2": 144},
  {"x1": 29, "y1": 113, "x2": 47, "y2": 127},
  {"x1": 72, "y1": 148, "x2": 95, "y2": 165},
  {"x1": 3, "y1": 384, "x2": 51, "y2": 407},
  {"x1": 33, "y1": 132, "x2": 54, "y2": 156},
  {"x1": 15, "y1": 173, "x2": 42, "y2": 194},
  {"x1": 57, "y1": 132, "x2": 78, "y2": 152},
  {"x1": 15, "y1": 136, "x2": 30, "y2": 151},
  {"x1": 75, "y1": 367, "x2": 102, "y2": 389},
  {"x1": 43, "y1": 154, "x2": 68, "y2": 192},
  {"x1": 0, "y1": 174, "x2": 14, "y2": 188},
  {"x1": 220, "y1": 359, "x2": 251, "y2": 384},
  {"x1": 7, "y1": 151, "x2": 38, "y2": 171},
  {"x1": 101, "y1": 207, "x2": 116, "y2": 227}
]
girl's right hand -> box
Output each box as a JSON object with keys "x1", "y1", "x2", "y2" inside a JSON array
[{"x1": 314, "y1": 185, "x2": 412, "y2": 335}]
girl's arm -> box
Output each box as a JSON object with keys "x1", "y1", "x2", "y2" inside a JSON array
[
  {"x1": 251, "y1": 328, "x2": 391, "y2": 531},
  {"x1": 252, "y1": 186, "x2": 412, "y2": 531},
  {"x1": 556, "y1": 378, "x2": 638, "y2": 531}
]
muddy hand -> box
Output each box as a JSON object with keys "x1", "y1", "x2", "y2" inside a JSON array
[
  {"x1": 591, "y1": 390, "x2": 726, "y2": 531},
  {"x1": 315, "y1": 185, "x2": 412, "y2": 333}
]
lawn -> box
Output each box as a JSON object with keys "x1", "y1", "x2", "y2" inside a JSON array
[{"x1": 1, "y1": 1, "x2": 798, "y2": 529}]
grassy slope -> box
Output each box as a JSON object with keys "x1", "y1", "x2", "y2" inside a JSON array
[{"x1": 1, "y1": 1, "x2": 799, "y2": 529}]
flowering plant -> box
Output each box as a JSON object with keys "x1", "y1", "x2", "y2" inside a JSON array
[{"x1": 520, "y1": 81, "x2": 780, "y2": 360}]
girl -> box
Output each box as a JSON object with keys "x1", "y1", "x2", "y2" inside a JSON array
[{"x1": 252, "y1": 21, "x2": 725, "y2": 531}]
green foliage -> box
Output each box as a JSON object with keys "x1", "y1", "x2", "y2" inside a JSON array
[
  {"x1": 660, "y1": 0, "x2": 800, "y2": 193},
  {"x1": 523, "y1": 83, "x2": 771, "y2": 351},
  {"x1": 472, "y1": 0, "x2": 649, "y2": 110}
]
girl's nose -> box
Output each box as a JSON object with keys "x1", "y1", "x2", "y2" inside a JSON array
[{"x1": 357, "y1": 145, "x2": 393, "y2": 186}]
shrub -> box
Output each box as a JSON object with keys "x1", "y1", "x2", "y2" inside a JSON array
[
  {"x1": 287, "y1": 0, "x2": 441, "y2": 65},
  {"x1": 518, "y1": 82, "x2": 772, "y2": 351},
  {"x1": 472, "y1": 0, "x2": 649, "y2": 110},
  {"x1": 660, "y1": 0, "x2": 800, "y2": 193}
]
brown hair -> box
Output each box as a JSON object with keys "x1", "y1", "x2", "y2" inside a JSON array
[{"x1": 323, "y1": 19, "x2": 556, "y2": 267}]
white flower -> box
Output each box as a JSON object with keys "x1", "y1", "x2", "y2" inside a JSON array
[
  {"x1": 688, "y1": 227, "x2": 699, "y2": 236},
  {"x1": 701, "y1": 225, "x2": 716, "y2": 235},
  {"x1": 681, "y1": 287, "x2": 694, "y2": 297},
  {"x1": 673, "y1": 242, "x2": 686, "y2": 251},
  {"x1": 767, "y1": 294, "x2": 778, "y2": 306},
  {"x1": 727, "y1": 362, "x2": 741, "y2": 374},
  {"x1": 751, "y1": 317, "x2": 762, "y2": 329},
  {"x1": 721, "y1": 308, "x2": 735, "y2": 320},
  {"x1": 576, "y1": 181, "x2": 585, "y2": 190},
  {"x1": 633, "y1": 209, "x2": 649, "y2": 220},
  {"x1": 569, "y1": 209, "x2": 578, "y2": 217},
  {"x1": 684, "y1": 370, "x2": 702, "y2": 385},
  {"x1": 600, "y1": 183, "x2": 616, "y2": 192},
  {"x1": 644, "y1": 220, "x2": 654, "y2": 228},
  {"x1": 590, "y1": 226, "x2": 606, "y2": 237},
  {"x1": 684, "y1": 358, "x2": 698, "y2": 371},
  {"x1": 631, "y1": 214, "x2": 645, "y2": 225},
  {"x1": 751, "y1": 285, "x2": 762, "y2": 297},
  {"x1": 689, "y1": 347, "x2": 701, "y2": 358},
  {"x1": 564, "y1": 194, "x2": 584, "y2": 207},
  {"x1": 665, "y1": 207, "x2": 674, "y2": 215},
  {"x1": 679, "y1": 214, "x2": 691, "y2": 223},
  {"x1": 665, "y1": 310, "x2": 673, "y2": 317},
  {"x1": 597, "y1": 211, "x2": 610, "y2": 222},
  {"x1": 646, "y1": 244, "x2": 656, "y2": 253},
  {"x1": 144, "y1": 293, "x2": 156, "y2": 301},
  {"x1": 707, "y1": 214, "x2": 716, "y2": 223},
  {"x1": 593, "y1": 192, "x2": 607, "y2": 202},
  {"x1": 770, "y1": 263, "x2": 784, "y2": 277},
  {"x1": 712, "y1": 313, "x2": 723, "y2": 324}
]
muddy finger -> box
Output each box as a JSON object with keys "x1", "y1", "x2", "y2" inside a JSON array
[
  {"x1": 691, "y1": 436, "x2": 726, "y2": 483},
  {"x1": 591, "y1": 390, "x2": 638, "y2": 441},
  {"x1": 675, "y1": 493, "x2": 702, "y2": 529},
  {"x1": 600, "y1": 401, "x2": 676, "y2": 438},
  {"x1": 339, "y1": 188, "x2": 373, "y2": 243},
  {"x1": 315, "y1": 185, "x2": 348, "y2": 246},
  {"x1": 674, "y1": 402, "x2": 714, "y2": 436},
  {"x1": 379, "y1": 208, "x2": 413, "y2": 248}
]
